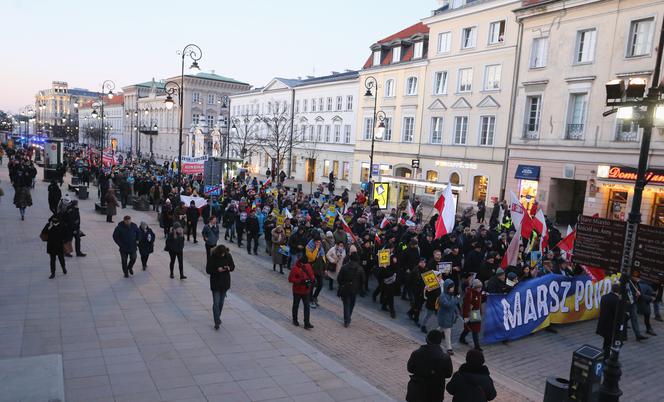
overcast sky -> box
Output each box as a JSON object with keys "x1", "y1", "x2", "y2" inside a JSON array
[{"x1": 0, "y1": 0, "x2": 436, "y2": 112}]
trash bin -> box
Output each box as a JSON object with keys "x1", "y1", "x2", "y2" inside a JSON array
[
  {"x1": 544, "y1": 377, "x2": 570, "y2": 402},
  {"x1": 78, "y1": 186, "x2": 88, "y2": 200}
]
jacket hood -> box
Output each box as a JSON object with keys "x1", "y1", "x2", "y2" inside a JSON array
[{"x1": 458, "y1": 363, "x2": 490, "y2": 376}]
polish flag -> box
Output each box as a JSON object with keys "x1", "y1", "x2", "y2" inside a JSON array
[
  {"x1": 337, "y1": 211, "x2": 358, "y2": 242},
  {"x1": 533, "y1": 209, "x2": 549, "y2": 250},
  {"x1": 434, "y1": 184, "x2": 456, "y2": 239},
  {"x1": 406, "y1": 200, "x2": 415, "y2": 219},
  {"x1": 510, "y1": 191, "x2": 533, "y2": 238},
  {"x1": 501, "y1": 232, "x2": 521, "y2": 268},
  {"x1": 261, "y1": 178, "x2": 271, "y2": 189},
  {"x1": 556, "y1": 227, "x2": 576, "y2": 253},
  {"x1": 374, "y1": 232, "x2": 382, "y2": 246},
  {"x1": 380, "y1": 217, "x2": 390, "y2": 229}
]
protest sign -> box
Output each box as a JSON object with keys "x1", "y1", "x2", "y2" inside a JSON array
[
  {"x1": 421, "y1": 270, "x2": 441, "y2": 291},
  {"x1": 377, "y1": 249, "x2": 390, "y2": 267}
]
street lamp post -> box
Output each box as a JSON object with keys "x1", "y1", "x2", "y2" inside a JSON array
[
  {"x1": 364, "y1": 76, "x2": 386, "y2": 198},
  {"x1": 219, "y1": 95, "x2": 231, "y2": 180},
  {"x1": 599, "y1": 17, "x2": 664, "y2": 402},
  {"x1": 91, "y1": 80, "x2": 116, "y2": 166},
  {"x1": 163, "y1": 44, "x2": 201, "y2": 196}
]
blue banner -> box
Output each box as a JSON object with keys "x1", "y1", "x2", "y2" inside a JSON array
[{"x1": 483, "y1": 274, "x2": 616, "y2": 343}]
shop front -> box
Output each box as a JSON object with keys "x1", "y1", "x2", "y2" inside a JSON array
[{"x1": 514, "y1": 164, "x2": 540, "y2": 211}]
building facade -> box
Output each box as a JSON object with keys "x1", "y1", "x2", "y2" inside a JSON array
[
  {"x1": 507, "y1": 0, "x2": 664, "y2": 227},
  {"x1": 35, "y1": 81, "x2": 98, "y2": 140},
  {"x1": 78, "y1": 96, "x2": 125, "y2": 151},
  {"x1": 230, "y1": 71, "x2": 358, "y2": 188}
]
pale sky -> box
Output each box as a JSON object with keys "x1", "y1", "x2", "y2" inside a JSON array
[{"x1": 0, "y1": 0, "x2": 436, "y2": 112}]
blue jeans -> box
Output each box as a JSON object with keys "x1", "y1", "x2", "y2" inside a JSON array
[
  {"x1": 629, "y1": 303, "x2": 642, "y2": 337},
  {"x1": 342, "y1": 294, "x2": 356, "y2": 324},
  {"x1": 212, "y1": 290, "x2": 227, "y2": 325}
]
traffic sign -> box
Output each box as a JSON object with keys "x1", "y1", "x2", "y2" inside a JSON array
[{"x1": 412, "y1": 159, "x2": 420, "y2": 169}]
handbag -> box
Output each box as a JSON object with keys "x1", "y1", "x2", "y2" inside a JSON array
[
  {"x1": 39, "y1": 224, "x2": 49, "y2": 242},
  {"x1": 469, "y1": 309, "x2": 482, "y2": 323},
  {"x1": 63, "y1": 241, "x2": 73, "y2": 254}
]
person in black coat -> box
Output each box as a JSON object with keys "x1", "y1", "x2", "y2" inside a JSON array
[
  {"x1": 44, "y1": 215, "x2": 67, "y2": 279},
  {"x1": 406, "y1": 329, "x2": 453, "y2": 402},
  {"x1": 596, "y1": 283, "x2": 623, "y2": 359},
  {"x1": 245, "y1": 210, "x2": 260, "y2": 255},
  {"x1": 112, "y1": 215, "x2": 141, "y2": 278},
  {"x1": 47, "y1": 181, "x2": 61, "y2": 214},
  {"x1": 186, "y1": 201, "x2": 199, "y2": 243},
  {"x1": 446, "y1": 349, "x2": 496, "y2": 402},
  {"x1": 206, "y1": 245, "x2": 235, "y2": 330},
  {"x1": 337, "y1": 254, "x2": 366, "y2": 327},
  {"x1": 64, "y1": 200, "x2": 85, "y2": 256},
  {"x1": 138, "y1": 222, "x2": 155, "y2": 270},
  {"x1": 165, "y1": 222, "x2": 186, "y2": 279}
]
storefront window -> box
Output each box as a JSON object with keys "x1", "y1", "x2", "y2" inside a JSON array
[
  {"x1": 342, "y1": 161, "x2": 350, "y2": 180},
  {"x1": 450, "y1": 172, "x2": 460, "y2": 185},
  {"x1": 652, "y1": 194, "x2": 664, "y2": 227},
  {"x1": 323, "y1": 160, "x2": 330, "y2": 177},
  {"x1": 472, "y1": 175, "x2": 488, "y2": 202},
  {"x1": 518, "y1": 179, "x2": 538, "y2": 211},
  {"x1": 333, "y1": 160, "x2": 339, "y2": 178},
  {"x1": 607, "y1": 190, "x2": 628, "y2": 221},
  {"x1": 425, "y1": 170, "x2": 438, "y2": 194},
  {"x1": 361, "y1": 162, "x2": 369, "y2": 182}
]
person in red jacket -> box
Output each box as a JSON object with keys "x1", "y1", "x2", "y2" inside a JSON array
[
  {"x1": 288, "y1": 257, "x2": 315, "y2": 329},
  {"x1": 460, "y1": 279, "x2": 484, "y2": 351}
]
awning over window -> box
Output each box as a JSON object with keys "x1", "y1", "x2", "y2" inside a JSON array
[{"x1": 515, "y1": 164, "x2": 540, "y2": 180}]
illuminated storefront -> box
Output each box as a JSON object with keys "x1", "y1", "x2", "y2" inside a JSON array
[{"x1": 514, "y1": 164, "x2": 540, "y2": 211}]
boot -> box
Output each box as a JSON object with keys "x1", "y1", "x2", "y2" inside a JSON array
[
  {"x1": 179, "y1": 267, "x2": 187, "y2": 279},
  {"x1": 279, "y1": 265, "x2": 284, "y2": 274},
  {"x1": 169, "y1": 269, "x2": 174, "y2": 279}
]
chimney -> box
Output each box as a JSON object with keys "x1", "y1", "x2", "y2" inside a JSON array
[{"x1": 331, "y1": 71, "x2": 339, "y2": 75}]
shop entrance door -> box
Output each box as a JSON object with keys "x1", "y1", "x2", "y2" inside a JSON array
[
  {"x1": 305, "y1": 158, "x2": 316, "y2": 182},
  {"x1": 549, "y1": 178, "x2": 586, "y2": 226}
]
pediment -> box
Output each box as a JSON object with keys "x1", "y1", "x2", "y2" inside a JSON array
[
  {"x1": 477, "y1": 95, "x2": 500, "y2": 108},
  {"x1": 427, "y1": 99, "x2": 447, "y2": 110},
  {"x1": 451, "y1": 97, "x2": 472, "y2": 109}
]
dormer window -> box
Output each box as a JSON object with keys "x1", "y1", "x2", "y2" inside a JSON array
[
  {"x1": 373, "y1": 51, "x2": 381, "y2": 66},
  {"x1": 413, "y1": 42, "x2": 423, "y2": 59},
  {"x1": 392, "y1": 47, "x2": 401, "y2": 63}
]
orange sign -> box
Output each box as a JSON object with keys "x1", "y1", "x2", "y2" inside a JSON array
[{"x1": 605, "y1": 166, "x2": 664, "y2": 185}]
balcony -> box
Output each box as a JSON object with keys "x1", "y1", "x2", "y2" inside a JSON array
[
  {"x1": 614, "y1": 123, "x2": 639, "y2": 142},
  {"x1": 565, "y1": 124, "x2": 584, "y2": 140},
  {"x1": 522, "y1": 124, "x2": 539, "y2": 140}
]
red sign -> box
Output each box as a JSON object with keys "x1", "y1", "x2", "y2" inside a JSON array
[{"x1": 605, "y1": 166, "x2": 664, "y2": 185}]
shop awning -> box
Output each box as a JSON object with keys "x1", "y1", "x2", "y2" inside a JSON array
[{"x1": 515, "y1": 165, "x2": 540, "y2": 180}]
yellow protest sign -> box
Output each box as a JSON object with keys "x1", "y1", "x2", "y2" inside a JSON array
[
  {"x1": 378, "y1": 249, "x2": 391, "y2": 267},
  {"x1": 421, "y1": 270, "x2": 440, "y2": 291},
  {"x1": 276, "y1": 214, "x2": 284, "y2": 226},
  {"x1": 373, "y1": 182, "x2": 389, "y2": 209}
]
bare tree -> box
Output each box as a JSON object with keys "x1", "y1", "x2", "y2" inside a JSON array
[
  {"x1": 252, "y1": 101, "x2": 302, "y2": 175},
  {"x1": 301, "y1": 131, "x2": 321, "y2": 194},
  {"x1": 229, "y1": 112, "x2": 261, "y2": 164}
]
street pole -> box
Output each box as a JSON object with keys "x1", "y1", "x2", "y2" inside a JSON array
[{"x1": 599, "y1": 16, "x2": 664, "y2": 402}]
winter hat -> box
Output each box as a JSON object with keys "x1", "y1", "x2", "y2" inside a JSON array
[
  {"x1": 443, "y1": 279, "x2": 455, "y2": 290},
  {"x1": 173, "y1": 222, "x2": 182, "y2": 229},
  {"x1": 426, "y1": 329, "x2": 443, "y2": 345},
  {"x1": 325, "y1": 231, "x2": 334, "y2": 238},
  {"x1": 349, "y1": 244, "x2": 358, "y2": 254},
  {"x1": 507, "y1": 272, "x2": 518, "y2": 280},
  {"x1": 466, "y1": 349, "x2": 485, "y2": 368},
  {"x1": 495, "y1": 268, "x2": 505, "y2": 276},
  {"x1": 472, "y1": 278, "x2": 483, "y2": 289},
  {"x1": 140, "y1": 221, "x2": 147, "y2": 230}
]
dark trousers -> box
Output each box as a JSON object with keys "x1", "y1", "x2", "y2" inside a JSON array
[
  {"x1": 236, "y1": 228, "x2": 244, "y2": 246},
  {"x1": 205, "y1": 243, "x2": 215, "y2": 260},
  {"x1": 73, "y1": 232, "x2": 82, "y2": 254},
  {"x1": 602, "y1": 336, "x2": 612, "y2": 360},
  {"x1": 224, "y1": 224, "x2": 235, "y2": 241},
  {"x1": 292, "y1": 293, "x2": 311, "y2": 325},
  {"x1": 246, "y1": 232, "x2": 259, "y2": 254},
  {"x1": 120, "y1": 251, "x2": 137, "y2": 275},
  {"x1": 212, "y1": 290, "x2": 227, "y2": 325},
  {"x1": 342, "y1": 294, "x2": 356, "y2": 324},
  {"x1": 460, "y1": 327, "x2": 481, "y2": 349},
  {"x1": 106, "y1": 215, "x2": 113, "y2": 222},
  {"x1": 311, "y1": 274, "x2": 323, "y2": 300},
  {"x1": 187, "y1": 221, "x2": 198, "y2": 241},
  {"x1": 140, "y1": 253, "x2": 149, "y2": 268},
  {"x1": 169, "y1": 251, "x2": 183, "y2": 277},
  {"x1": 120, "y1": 193, "x2": 129, "y2": 208},
  {"x1": 49, "y1": 252, "x2": 65, "y2": 274}
]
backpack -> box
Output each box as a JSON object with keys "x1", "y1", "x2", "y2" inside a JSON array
[{"x1": 240, "y1": 212, "x2": 247, "y2": 223}]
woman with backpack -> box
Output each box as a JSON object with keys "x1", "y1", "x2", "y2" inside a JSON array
[{"x1": 437, "y1": 279, "x2": 461, "y2": 355}]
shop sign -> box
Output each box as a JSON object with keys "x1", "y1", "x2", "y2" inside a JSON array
[
  {"x1": 633, "y1": 224, "x2": 664, "y2": 284},
  {"x1": 435, "y1": 160, "x2": 478, "y2": 170},
  {"x1": 515, "y1": 164, "x2": 540, "y2": 180},
  {"x1": 597, "y1": 165, "x2": 664, "y2": 186},
  {"x1": 573, "y1": 215, "x2": 626, "y2": 274}
]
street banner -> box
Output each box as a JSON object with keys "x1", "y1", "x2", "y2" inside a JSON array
[
  {"x1": 179, "y1": 195, "x2": 207, "y2": 209},
  {"x1": 421, "y1": 270, "x2": 441, "y2": 291},
  {"x1": 483, "y1": 273, "x2": 618, "y2": 343},
  {"x1": 181, "y1": 156, "x2": 207, "y2": 175},
  {"x1": 372, "y1": 183, "x2": 389, "y2": 209},
  {"x1": 377, "y1": 249, "x2": 391, "y2": 267}
]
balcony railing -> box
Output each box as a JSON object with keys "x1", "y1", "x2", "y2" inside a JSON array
[
  {"x1": 615, "y1": 123, "x2": 639, "y2": 142},
  {"x1": 522, "y1": 124, "x2": 539, "y2": 140},
  {"x1": 565, "y1": 124, "x2": 584, "y2": 140}
]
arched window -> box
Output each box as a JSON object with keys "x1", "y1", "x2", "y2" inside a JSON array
[
  {"x1": 450, "y1": 172, "x2": 460, "y2": 185},
  {"x1": 472, "y1": 175, "x2": 488, "y2": 202},
  {"x1": 425, "y1": 170, "x2": 438, "y2": 194}
]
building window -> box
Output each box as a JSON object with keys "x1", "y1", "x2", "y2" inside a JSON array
[
  {"x1": 524, "y1": 95, "x2": 541, "y2": 139},
  {"x1": 652, "y1": 194, "x2": 664, "y2": 227},
  {"x1": 425, "y1": 170, "x2": 438, "y2": 195},
  {"x1": 373, "y1": 51, "x2": 382, "y2": 66},
  {"x1": 462, "y1": 27, "x2": 476, "y2": 49},
  {"x1": 406, "y1": 77, "x2": 418, "y2": 95},
  {"x1": 413, "y1": 42, "x2": 424, "y2": 59},
  {"x1": 433, "y1": 71, "x2": 448, "y2": 95},
  {"x1": 323, "y1": 160, "x2": 330, "y2": 177},
  {"x1": 303, "y1": 99, "x2": 308, "y2": 112},
  {"x1": 385, "y1": 79, "x2": 395, "y2": 97},
  {"x1": 315, "y1": 125, "x2": 322, "y2": 141},
  {"x1": 333, "y1": 125, "x2": 341, "y2": 143},
  {"x1": 311, "y1": 98, "x2": 316, "y2": 112},
  {"x1": 192, "y1": 114, "x2": 200, "y2": 124},
  {"x1": 207, "y1": 115, "x2": 214, "y2": 127},
  {"x1": 207, "y1": 94, "x2": 215, "y2": 104},
  {"x1": 192, "y1": 92, "x2": 200, "y2": 103},
  {"x1": 300, "y1": 125, "x2": 306, "y2": 140},
  {"x1": 458, "y1": 68, "x2": 473, "y2": 92},
  {"x1": 402, "y1": 117, "x2": 414, "y2": 142},
  {"x1": 318, "y1": 98, "x2": 324, "y2": 112},
  {"x1": 333, "y1": 160, "x2": 339, "y2": 177},
  {"x1": 346, "y1": 95, "x2": 353, "y2": 110},
  {"x1": 483, "y1": 64, "x2": 501, "y2": 90},
  {"x1": 324, "y1": 125, "x2": 331, "y2": 142},
  {"x1": 268, "y1": 102, "x2": 272, "y2": 114},
  {"x1": 438, "y1": 32, "x2": 451, "y2": 54},
  {"x1": 472, "y1": 176, "x2": 489, "y2": 202},
  {"x1": 530, "y1": 37, "x2": 549, "y2": 68},
  {"x1": 615, "y1": 119, "x2": 639, "y2": 142},
  {"x1": 327, "y1": 97, "x2": 333, "y2": 111},
  {"x1": 308, "y1": 125, "x2": 314, "y2": 141},
  {"x1": 383, "y1": 117, "x2": 392, "y2": 141},
  {"x1": 479, "y1": 115, "x2": 495, "y2": 146},
  {"x1": 627, "y1": 18, "x2": 654, "y2": 57},
  {"x1": 295, "y1": 100, "x2": 300, "y2": 113},
  {"x1": 363, "y1": 117, "x2": 374, "y2": 140},
  {"x1": 450, "y1": 172, "x2": 460, "y2": 185},
  {"x1": 453, "y1": 116, "x2": 468, "y2": 144},
  {"x1": 566, "y1": 93, "x2": 588, "y2": 140},
  {"x1": 392, "y1": 46, "x2": 401, "y2": 63},
  {"x1": 342, "y1": 161, "x2": 350, "y2": 180},
  {"x1": 336, "y1": 96, "x2": 342, "y2": 111},
  {"x1": 574, "y1": 28, "x2": 597, "y2": 64},
  {"x1": 431, "y1": 117, "x2": 443, "y2": 144},
  {"x1": 607, "y1": 190, "x2": 628, "y2": 221},
  {"x1": 488, "y1": 21, "x2": 505, "y2": 44},
  {"x1": 344, "y1": 125, "x2": 351, "y2": 143}
]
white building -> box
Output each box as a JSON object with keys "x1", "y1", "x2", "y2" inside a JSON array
[
  {"x1": 230, "y1": 71, "x2": 358, "y2": 188},
  {"x1": 77, "y1": 96, "x2": 124, "y2": 150}
]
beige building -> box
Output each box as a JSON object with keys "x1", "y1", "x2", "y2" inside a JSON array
[
  {"x1": 506, "y1": 0, "x2": 664, "y2": 227},
  {"x1": 35, "y1": 81, "x2": 98, "y2": 140}
]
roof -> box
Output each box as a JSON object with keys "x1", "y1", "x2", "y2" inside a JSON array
[
  {"x1": 273, "y1": 77, "x2": 303, "y2": 88},
  {"x1": 69, "y1": 88, "x2": 101, "y2": 97},
  {"x1": 362, "y1": 22, "x2": 429, "y2": 69},
  {"x1": 184, "y1": 72, "x2": 250, "y2": 86},
  {"x1": 135, "y1": 80, "x2": 166, "y2": 89},
  {"x1": 296, "y1": 70, "x2": 358, "y2": 86},
  {"x1": 375, "y1": 22, "x2": 429, "y2": 45},
  {"x1": 78, "y1": 95, "x2": 124, "y2": 109}
]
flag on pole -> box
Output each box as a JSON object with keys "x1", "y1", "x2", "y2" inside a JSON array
[
  {"x1": 556, "y1": 228, "x2": 576, "y2": 253},
  {"x1": 434, "y1": 184, "x2": 456, "y2": 239},
  {"x1": 533, "y1": 209, "x2": 549, "y2": 250},
  {"x1": 337, "y1": 211, "x2": 358, "y2": 242},
  {"x1": 501, "y1": 233, "x2": 521, "y2": 268},
  {"x1": 283, "y1": 207, "x2": 293, "y2": 219},
  {"x1": 509, "y1": 191, "x2": 533, "y2": 239},
  {"x1": 374, "y1": 232, "x2": 382, "y2": 246},
  {"x1": 405, "y1": 200, "x2": 415, "y2": 218},
  {"x1": 380, "y1": 217, "x2": 390, "y2": 229}
]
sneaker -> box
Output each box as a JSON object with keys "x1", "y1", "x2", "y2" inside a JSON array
[
  {"x1": 420, "y1": 326, "x2": 427, "y2": 334},
  {"x1": 128, "y1": 268, "x2": 134, "y2": 275},
  {"x1": 292, "y1": 320, "x2": 300, "y2": 327},
  {"x1": 49, "y1": 273, "x2": 55, "y2": 279},
  {"x1": 170, "y1": 273, "x2": 174, "y2": 279},
  {"x1": 647, "y1": 330, "x2": 657, "y2": 336},
  {"x1": 310, "y1": 303, "x2": 317, "y2": 309},
  {"x1": 76, "y1": 253, "x2": 87, "y2": 257},
  {"x1": 180, "y1": 275, "x2": 187, "y2": 279},
  {"x1": 214, "y1": 323, "x2": 220, "y2": 330},
  {"x1": 636, "y1": 335, "x2": 649, "y2": 341}
]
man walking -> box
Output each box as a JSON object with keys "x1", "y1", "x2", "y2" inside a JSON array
[
  {"x1": 337, "y1": 253, "x2": 365, "y2": 327},
  {"x1": 202, "y1": 216, "x2": 220, "y2": 260},
  {"x1": 597, "y1": 283, "x2": 623, "y2": 359},
  {"x1": 186, "y1": 200, "x2": 199, "y2": 243},
  {"x1": 48, "y1": 180, "x2": 61, "y2": 214},
  {"x1": 65, "y1": 200, "x2": 86, "y2": 256},
  {"x1": 288, "y1": 257, "x2": 315, "y2": 330},
  {"x1": 406, "y1": 329, "x2": 453, "y2": 402},
  {"x1": 112, "y1": 215, "x2": 140, "y2": 278},
  {"x1": 245, "y1": 210, "x2": 260, "y2": 255}
]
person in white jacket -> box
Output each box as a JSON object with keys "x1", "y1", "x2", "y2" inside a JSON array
[{"x1": 325, "y1": 241, "x2": 346, "y2": 291}]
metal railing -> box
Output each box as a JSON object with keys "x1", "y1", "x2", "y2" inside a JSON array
[
  {"x1": 614, "y1": 124, "x2": 639, "y2": 142},
  {"x1": 565, "y1": 123, "x2": 584, "y2": 140},
  {"x1": 522, "y1": 124, "x2": 539, "y2": 140}
]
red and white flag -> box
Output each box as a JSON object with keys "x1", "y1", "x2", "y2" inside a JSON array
[
  {"x1": 337, "y1": 211, "x2": 358, "y2": 242},
  {"x1": 533, "y1": 209, "x2": 549, "y2": 250},
  {"x1": 374, "y1": 232, "x2": 382, "y2": 246},
  {"x1": 405, "y1": 200, "x2": 415, "y2": 219},
  {"x1": 501, "y1": 233, "x2": 521, "y2": 268},
  {"x1": 510, "y1": 191, "x2": 533, "y2": 239},
  {"x1": 434, "y1": 184, "x2": 456, "y2": 239},
  {"x1": 380, "y1": 217, "x2": 390, "y2": 229},
  {"x1": 556, "y1": 226, "x2": 576, "y2": 253}
]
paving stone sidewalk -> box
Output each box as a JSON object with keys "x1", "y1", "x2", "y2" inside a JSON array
[{"x1": 0, "y1": 169, "x2": 391, "y2": 402}]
